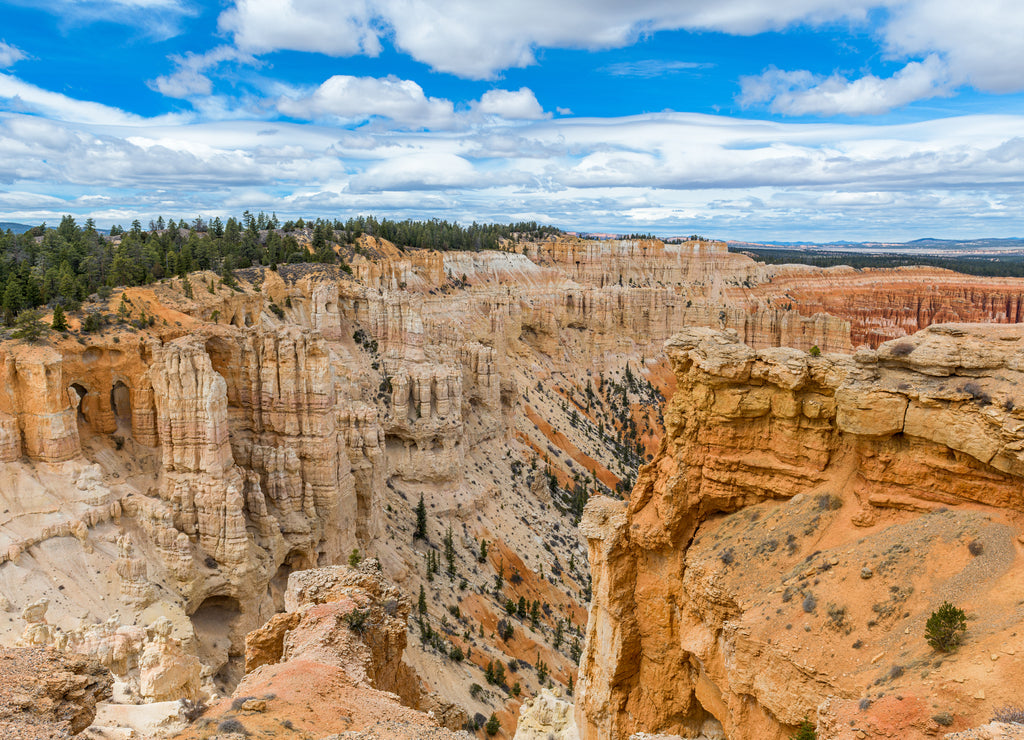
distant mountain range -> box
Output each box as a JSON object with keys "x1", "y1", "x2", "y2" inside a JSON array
[
  {"x1": 1, "y1": 221, "x2": 113, "y2": 236},
  {"x1": 729, "y1": 237, "x2": 1024, "y2": 254},
  {"x1": 0, "y1": 222, "x2": 34, "y2": 234}
]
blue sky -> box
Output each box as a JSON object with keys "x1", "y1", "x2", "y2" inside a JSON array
[{"x1": 1, "y1": 0, "x2": 1023, "y2": 240}]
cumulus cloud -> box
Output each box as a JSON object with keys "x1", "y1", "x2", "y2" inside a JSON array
[
  {"x1": 218, "y1": 0, "x2": 381, "y2": 57},
  {"x1": 218, "y1": 0, "x2": 883, "y2": 79},
  {"x1": 275, "y1": 77, "x2": 547, "y2": 127},
  {"x1": 149, "y1": 46, "x2": 255, "y2": 100},
  {"x1": 883, "y1": 0, "x2": 1024, "y2": 93},
  {"x1": 0, "y1": 42, "x2": 25, "y2": 69},
  {"x1": 473, "y1": 88, "x2": 548, "y2": 120},
  {"x1": 276, "y1": 75, "x2": 456, "y2": 128},
  {"x1": 738, "y1": 55, "x2": 952, "y2": 115},
  {"x1": 211, "y1": 0, "x2": 1024, "y2": 109}
]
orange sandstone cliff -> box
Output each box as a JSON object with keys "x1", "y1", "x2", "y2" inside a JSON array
[{"x1": 577, "y1": 324, "x2": 1024, "y2": 740}]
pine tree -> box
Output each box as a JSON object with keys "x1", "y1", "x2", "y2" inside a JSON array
[
  {"x1": 418, "y1": 585, "x2": 427, "y2": 616},
  {"x1": 50, "y1": 304, "x2": 67, "y2": 331},
  {"x1": 348, "y1": 548, "x2": 361, "y2": 567},
  {"x1": 11, "y1": 309, "x2": 48, "y2": 341},
  {"x1": 444, "y1": 524, "x2": 456, "y2": 578},
  {"x1": 485, "y1": 713, "x2": 500, "y2": 736},
  {"x1": 554, "y1": 618, "x2": 564, "y2": 649},
  {"x1": 536, "y1": 655, "x2": 548, "y2": 683},
  {"x1": 3, "y1": 273, "x2": 24, "y2": 325},
  {"x1": 478, "y1": 539, "x2": 488, "y2": 563},
  {"x1": 414, "y1": 493, "x2": 427, "y2": 540}
]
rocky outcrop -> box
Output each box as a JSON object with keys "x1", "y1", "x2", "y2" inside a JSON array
[
  {"x1": 514, "y1": 688, "x2": 579, "y2": 740},
  {"x1": 577, "y1": 324, "x2": 1024, "y2": 740},
  {"x1": 0, "y1": 647, "x2": 112, "y2": 737},
  {"x1": 172, "y1": 561, "x2": 468, "y2": 740},
  {"x1": 139, "y1": 617, "x2": 202, "y2": 703}
]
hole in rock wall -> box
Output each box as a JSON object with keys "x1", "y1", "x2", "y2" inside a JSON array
[
  {"x1": 231, "y1": 311, "x2": 252, "y2": 328},
  {"x1": 204, "y1": 337, "x2": 239, "y2": 408},
  {"x1": 70, "y1": 383, "x2": 90, "y2": 431},
  {"x1": 267, "y1": 550, "x2": 312, "y2": 613},
  {"x1": 190, "y1": 594, "x2": 243, "y2": 692},
  {"x1": 110, "y1": 381, "x2": 131, "y2": 432}
]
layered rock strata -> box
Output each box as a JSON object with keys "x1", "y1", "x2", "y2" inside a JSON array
[
  {"x1": 171, "y1": 560, "x2": 469, "y2": 740},
  {"x1": 578, "y1": 324, "x2": 1024, "y2": 739}
]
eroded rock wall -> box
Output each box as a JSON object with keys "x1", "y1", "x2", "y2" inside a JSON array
[
  {"x1": 577, "y1": 324, "x2": 1024, "y2": 740},
  {"x1": 744, "y1": 266, "x2": 1024, "y2": 347}
]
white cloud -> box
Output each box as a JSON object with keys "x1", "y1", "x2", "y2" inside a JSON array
[
  {"x1": 218, "y1": 0, "x2": 884, "y2": 79},
  {"x1": 349, "y1": 152, "x2": 485, "y2": 192},
  {"x1": 211, "y1": 0, "x2": 1024, "y2": 108},
  {"x1": 275, "y1": 77, "x2": 546, "y2": 127},
  {"x1": 276, "y1": 75, "x2": 456, "y2": 128},
  {"x1": 883, "y1": 0, "x2": 1024, "y2": 93},
  {"x1": 150, "y1": 46, "x2": 255, "y2": 99},
  {"x1": 0, "y1": 72, "x2": 187, "y2": 126},
  {"x1": 473, "y1": 89, "x2": 548, "y2": 120},
  {"x1": 0, "y1": 42, "x2": 25, "y2": 69},
  {"x1": 29, "y1": 0, "x2": 195, "y2": 39},
  {"x1": 6, "y1": 86, "x2": 1024, "y2": 239},
  {"x1": 602, "y1": 60, "x2": 712, "y2": 78},
  {"x1": 739, "y1": 55, "x2": 952, "y2": 115},
  {"x1": 218, "y1": 0, "x2": 380, "y2": 57}
]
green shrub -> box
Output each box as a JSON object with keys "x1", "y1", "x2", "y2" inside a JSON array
[
  {"x1": 343, "y1": 608, "x2": 369, "y2": 633},
  {"x1": 925, "y1": 602, "x2": 967, "y2": 652},
  {"x1": 791, "y1": 718, "x2": 816, "y2": 739}
]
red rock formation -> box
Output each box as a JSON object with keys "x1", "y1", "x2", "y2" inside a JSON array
[
  {"x1": 744, "y1": 266, "x2": 1024, "y2": 347},
  {"x1": 577, "y1": 324, "x2": 1024, "y2": 740}
]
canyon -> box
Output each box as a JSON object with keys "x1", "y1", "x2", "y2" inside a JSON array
[{"x1": 0, "y1": 234, "x2": 1022, "y2": 738}]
